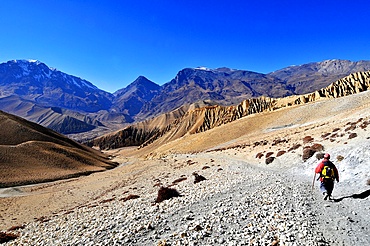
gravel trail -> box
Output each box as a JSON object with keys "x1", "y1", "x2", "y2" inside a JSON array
[{"x1": 3, "y1": 152, "x2": 369, "y2": 245}]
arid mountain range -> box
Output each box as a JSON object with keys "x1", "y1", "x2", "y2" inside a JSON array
[
  {"x1": 90, "y1": 70, "x2": 370, "y2": 151},
  {"x1": 1, "y1": 59, "x2": 370, "y2": 139}
]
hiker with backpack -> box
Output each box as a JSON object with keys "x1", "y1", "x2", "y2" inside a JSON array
[{"x1": 314, "y1": 153, "x2": 339, "y2": 200}]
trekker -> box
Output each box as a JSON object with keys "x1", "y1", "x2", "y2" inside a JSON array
[{"x1": 315, "y1": 153, "x2": 339, "y2": 200}]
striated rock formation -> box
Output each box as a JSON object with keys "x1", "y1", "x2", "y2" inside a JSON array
[
  {"x1": 88, "y1": 104, "x2": 191, "y2": 149},
  {"x1": 90, "y1": 70, "x2": 370, "y2": 150},
  {"x1": 179, "y1": 97, "x2": 275, "y2": 134},
  {"x1": 89, "y1": 97, "x2": 276, "y2": 150},
  {"x1": 292, "y1": 71, "x2": 370, "y2": 105}
]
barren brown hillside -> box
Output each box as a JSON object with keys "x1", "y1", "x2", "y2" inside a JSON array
[{"x1": 0, "y1": 110, "x2": 117, "y2": 188}]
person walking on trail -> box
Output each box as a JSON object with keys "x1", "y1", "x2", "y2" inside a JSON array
[{"x1": 315, "y1": 153, "x2": 339, "y2": 200}]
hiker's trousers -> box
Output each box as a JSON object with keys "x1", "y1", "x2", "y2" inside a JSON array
[{"x1": 320, "y1": 179, "x2": 334, "y2": 196}]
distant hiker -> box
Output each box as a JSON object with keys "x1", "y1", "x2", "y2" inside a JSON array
[{"x1": 314, "y1": 153, "x2": 339, "y2": 200}]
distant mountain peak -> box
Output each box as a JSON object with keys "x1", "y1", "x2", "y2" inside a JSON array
[
  {"x1": 137, "y1": 75, "x2": 148, "y2": 79},
  {"x1": 3, "y1": 59, "x2": 98, "y2": 89},
  {"x1": 133, "y1": 75, "x2": 154, "y2": 84},
  {"x1": 114, "y1": 75, "x2": 160, "y2": 95},
  {"x1": 0, "y1": 59, "x2": 112, "y2": 113},
  {"x1": 9, "y1": 59, "x2": 46, "y2": 67},
  {"x1": 11, "y1": 59, "x2": 40, "y2": 63},
  {"x1": 112, "y1": 76, "x2": 160, "y2": 116},
  {"x1": 24, "y1": 59, "x2": 41, "y2": 64}
]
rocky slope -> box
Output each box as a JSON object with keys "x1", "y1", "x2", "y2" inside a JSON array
[
  {"x1": 2, "y1": 134, "x2": 369, "y2": 245},
  {"x1": 0, "y1": 155, "x2": 349, "y2": 245},
  {"x1": 90, "y1": 70, "x2": 370, "y2": 151}
]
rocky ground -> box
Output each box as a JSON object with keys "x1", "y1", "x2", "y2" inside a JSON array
[
  {"x1": 2, "y1": 91, "x2": 370, "y2": 245},
  {"x1": 1, "y1": 149, "x2": 369, "y2": 245}
]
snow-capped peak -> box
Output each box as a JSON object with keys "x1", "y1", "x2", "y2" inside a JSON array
[
  {"x1": 28, "y1": 59, "x2": 39, "y2": 63},
  {"x1": 11, "y1": 59, "x2": 42, "y2": 65},
  {"x1": 195, "y1": 66, "x2": 212, "y2": 71}
]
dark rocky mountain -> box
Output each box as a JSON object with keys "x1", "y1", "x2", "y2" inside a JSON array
[
  {"x1": 136, "y1": 60, "x2": 370, "y2": 119},
  {"x1": 0, "y1": 60, "x2": 121, "y2": 135},
  {"x1": 112, "y1": 76, "x2": 161, "y2": 117},
  {"x1": 135, "y1": 67, "x2": 292, "y2": 120},
  {"x1": 269, "y1": 59, "x2": 370, "y2": 94},
  {"x1": 0, "y1": 60, "x2": 113, "y2": 112}
]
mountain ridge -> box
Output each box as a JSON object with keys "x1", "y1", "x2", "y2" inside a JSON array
[
  {"x1": 1, "y1": 59, "x2": 370, "y2": 137},
  {"x1": 135, "y1": 67, "x2": 292, "y2": 120},
  {"x1": 112, "y1": 76, "x2": 161, "y2": 117},
  {"x1": 89, "y1": 70, "x2": 370, "y2": 151},
  {"x1": 269, "y1": 59, "x2": 370, "y2": 94},
  {"x1": 0, "y1": 60, "x2": 113, "y2": 112}
]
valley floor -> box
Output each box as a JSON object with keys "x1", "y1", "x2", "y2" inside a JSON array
[{"x1": 1, "y1": 149, "x2": 369, "y2": 245}]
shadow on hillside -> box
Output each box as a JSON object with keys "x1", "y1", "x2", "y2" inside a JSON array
[{"x1": 333, "y1": 189, "x2": 370, "y2": 202}]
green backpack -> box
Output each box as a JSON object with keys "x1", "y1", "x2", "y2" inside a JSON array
[{"x1": 321, "y1": 161, "x2": 335, "y2": 180}]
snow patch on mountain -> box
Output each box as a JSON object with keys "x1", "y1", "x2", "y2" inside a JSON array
[
  {"x1": 195, "y1": 66, "x2": 212, "y2": 71},
  {"x1": 27, "y1": 59, "x2": 41, "y2": 64}
]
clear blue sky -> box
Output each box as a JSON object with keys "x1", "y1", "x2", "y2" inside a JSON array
[{"x1": 1, "y1": 0, "x2": 370, "y2": 93}]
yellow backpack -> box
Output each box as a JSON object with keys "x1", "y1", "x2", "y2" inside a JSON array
[{"x1": 321, "y1": 161, "x2": 335, "y2": 180}]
